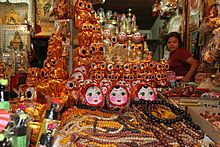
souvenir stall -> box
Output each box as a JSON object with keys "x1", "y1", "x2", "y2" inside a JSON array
[
  {"x1": 151, "y1": 0, "x2": 220, "y2": 144},
  {"x1": 0, "y1": 0, "x2": 219, "y2": 146}
]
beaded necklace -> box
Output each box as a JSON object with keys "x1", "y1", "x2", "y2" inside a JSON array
[{"x1": 143, "y1": 100, "x2": 188, "y2": 125}]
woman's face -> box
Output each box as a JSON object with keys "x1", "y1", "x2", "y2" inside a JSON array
[{"x1": 167, "y1": 36, "x2": 179, "y2": 52}]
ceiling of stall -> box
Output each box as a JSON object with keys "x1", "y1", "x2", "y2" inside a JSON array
[{"x1": 93, "y1": 0, "x2": 158, "y2": 30}]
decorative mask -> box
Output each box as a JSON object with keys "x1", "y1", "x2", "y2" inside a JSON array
[
  {"x1": 136, "y1": 73, "x2": 143, "y2": 80},
  {"x1": 99, "y1": 61, "x2": 107, "y2": 71},
  {"x1": 74, "y1": 0, "x2": 93, "y2": 14},
  {"x1": 19, "y1": 85, "x2": 37, "y2": 102},
  {"x1": 70, "y1": 70, "x2": 86, "y2": 83},
  {"x1": 40, "y1": 67, "x2": 50, "y2": 79},
  {"x1": 27, "y1": 67, "x2": 41, "y2": 81},
  {"x1": 149, "y1": 61, "x2": 157, "y2": 70},
  {"x1": 94, "y1": 71, "x2": 105, "y2": 81},
  {"x1": 92, "y1": 23, "x2": 102, "y2": 43},
  {"x1": 19, "y1": 84, "x2": 48, "y2": 105},
  {"x1": 79, "y1": 46, "x2": 89, "y2": 57},
  {"x1": 157, "y1": 72, "x2": 167, "y2": 87},
  {"x1": 131, "y1": 83, "x2": 157, "y2": 101},
  {"x1": 131, "y1": 43, "x2": 143, "y2": 51},
  {"x1": 157, "y1": 63, "x2": 163, "y2": 71},
  {"x1": 50, "y1": 68, "x2": 68, "y2": 79},
  {"x1": 117, "y1": 32, "x2": 127, "y2": 44},
  {"x1": 107, "y1": 63, "x2": 114, "y2": 72},
  {"x1": 111, "y1": 35, "x2": 118, "y2": 45},
  {"x1": 52, "y1": 58, "x2": 67, "y2": 69},
  {"x1": 74, "y1": 0, "x2": 94, "y2": 28},
  {"x1": 66, "y1": 79, "x2": 77, "y2": 90},
  {"x1": 132, "y1": 62, "x2": 140, "y2": 73},
  {"x1": 106, "y1": 84, "x2": 130, "y2": 109},
  {"x1": 90, "y1": 43, "x2": 105, "y2": 55},
  {"x1": 123, "y1": 62, "x2": 132, "y2": 73},
  {"x1": 107, "y1": 72, "x2": 120, "y2": 82},
  {"x1": 117, "y1": 79, "x2": 126, "y2": 85},
  {"x1": 78, "y1": 22, "x2": 93, "y2": 46},
  {"x1": 47, "y1": 46, "x2": 62, "y2": 58},
  {"x1": 100, "y1": 78, "x2": 111, "y2": 95},
  {"x1": 73, "y1": 65, "x2": 88, "y2": 76},
  {"x1": 75, "y1": 0, "x2": 86, "y2": 12},
  {"x1": 83, "y1": 79, "x2": 96, "y2": 89},
  {"x1": 131, "y1": 31, "x2": 143, "y2": 44},
  {"x1": 143, "y1": 73, "x2": 152, "y2": 83},
  {"x1": 140, "y1": 61, "x2": 148, "y2": 72},
  {"x1": 80, "y1": 83, "x2": 104, "y2": 107},
  {"x1": 131, "y1": 44, "x2": 143, "y2": 60},
  {"x1": 103, "y1": 29, "x2": 112, "y2": 39}
]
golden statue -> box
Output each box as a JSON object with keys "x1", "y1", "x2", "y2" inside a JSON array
[
  {"x1": 9, "y1": 31, "x2": 24, "y2": 50},
  {"x1": 5, "y1": 9, "x2": 20, "y2": 25}
]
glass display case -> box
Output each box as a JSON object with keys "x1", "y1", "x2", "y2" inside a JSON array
[
  {"x1": 0, "y1": 25, "x2": 30, "y2": 74},
  {"x1": 0, "y1": 0, "x2": 35, "y2": 27},
  {"x1": 0, "y1": 0, "x2": 34, "y2": 75}
]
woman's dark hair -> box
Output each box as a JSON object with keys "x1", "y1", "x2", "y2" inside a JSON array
[{"x1": 165, "y1": 32, "x2": 182, "y2": 48}]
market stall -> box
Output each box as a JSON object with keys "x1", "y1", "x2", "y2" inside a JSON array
[{"x1": 0, "y1": 0, "x2": 219, "y2": 146}]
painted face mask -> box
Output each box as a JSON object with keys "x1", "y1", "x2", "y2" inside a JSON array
[
  {"x1": 131, "y1": 84, "x2": 157, "y2": 101},
  {"x1": 100, "y1": 78, "x2": 111, "y2": 95},
  {"x1": 107, "y1": 85, "x2": 130, "y2": 109},
  {"x1": 137, "y1": 86, "x2": 156, "y2": 101},
  {"x1": 73, "y1": 65, "x2": 88, "y2": 76},
  {"x1": 81, "y1": 84, "x2": 104, "y2": 107},
  {"x1": 132, "y1": 31, "x2": 142, "y2": 44},
  {"x1": 70, "y1": 71, "x2": 85, "y2": 84}
]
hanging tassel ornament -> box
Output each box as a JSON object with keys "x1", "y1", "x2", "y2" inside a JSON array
[{"x1": 152, "y1": 0, "x2": 161, "y2": 16}]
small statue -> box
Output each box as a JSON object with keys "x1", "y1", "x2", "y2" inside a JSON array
[
  {"x1": 22, "y1": 13, "x2": 29, "y2": 24},
  {"x1": 9, "y1": 31, "x2": 24, "y2": 50},
  {"x1": 5, "y1": 9, "x2": 20, "y2": 24}
]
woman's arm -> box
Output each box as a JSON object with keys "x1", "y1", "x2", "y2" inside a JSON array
[{"x1": 183, "y1": 57, "x2": 198, "y2": 81}]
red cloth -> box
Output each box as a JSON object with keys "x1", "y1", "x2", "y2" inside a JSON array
[
  {"x1": 168, "y1": 48, "x2": 192, "y2": 77},
  {"x1": 10, "y1": 73, "x2": 24, "y2": 90}
]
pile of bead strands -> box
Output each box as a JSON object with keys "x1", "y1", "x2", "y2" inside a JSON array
[
  {"x1": 58, "y1": 107, "x2": 159, "y2": 146},
  {"x1": 56, "y1": 104, "x2": 205, "y2": 146}
]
